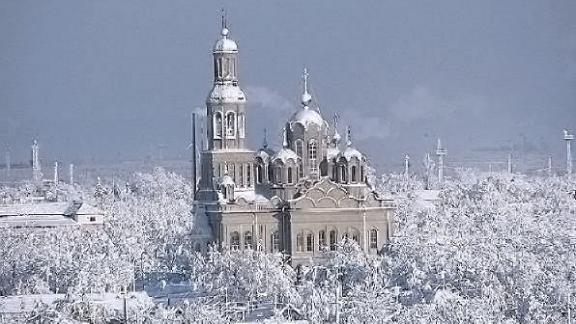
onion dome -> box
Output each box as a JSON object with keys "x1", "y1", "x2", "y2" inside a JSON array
[
  {"x1": 206, "y1": 84, "x2": 246, "y2": 104},
  {"x1": 213, "y1": 27, "x2": 238, "y2": 53},
  {"x1": 272, "y1": 127, "x2": 299, "y2": 164},
  {"x1": 337, "y1": 126, "x2": 365, "y2": 161},
  {"x1": 256, "y1": 129, "x2": 275, "y2": 162},
  {"x1": 289, "y1": 68, "x2": 327, "y2": 130}
]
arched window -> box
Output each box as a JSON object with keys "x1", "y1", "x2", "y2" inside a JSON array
[
  {"x1": 306, "y1": 233, "x2": 314, "y2": 252},
  {"x1": 271, "y1": 231, "x2": 280, "y2": 252},
  {"x1": 225, "y1": 112, "x2": 236, "y2": 137},
  {"x1": 340, "y1": 164, "x2": 347, "y2": 183},
  {"x1": 296, "y1": 233, "x2": 304, "y2": 252},
  {"x1": 217, "y1": 58, "x2": 223, "y2": 78},
  {"x1": 246, "y1": 163, "x2": 251, "y2": 187},
  {"x1": 308, "y1": 140, "x2": 318, "y2": 174},
  {"x1": 230, "y1": 232, "x2": 240, "y2": 250},
  {"x1": 244, "y1": 231, "x2": 252, "y2": 250},
  {"x1": 318, "y1": 230, "x2": 326, "y2": 249},
  {"x1": 238, "y1": 164, "x2": 244, "y2": 187},
  {"x1": 214, "y1": 112, "x2": 222, "y2": 138},
  {"x1": 295, "y1": 140, "x2": 303, "y2": 157},
  {"x1": 360, "y1": 166, "x2": 365, "y2": 183},
  {"x1": 370, "y1": 229, "x2": 378, "y2": 249},
  {"x1": 329, "y1": 230, "x2": 337, "y2": 251},
  {"x1": 238, "y1": 113, "x2": 245, "y2": 138},
  {"x1": 256, "y1": 165, "x2": 263, "y2": 184},
  {"x1": 273, "y1": 165, "x2": 282, "y2": 184},
  {"x1": 287, "y1": 167, "x2": 293, "y2": 184},
  {"x1": 351, "y1": 166, "x2": 357, "y2": 182}
]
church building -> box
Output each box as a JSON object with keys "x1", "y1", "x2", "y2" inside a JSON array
[{"x1": 194, "y1": 22, "x2": 395, "y2": 264}]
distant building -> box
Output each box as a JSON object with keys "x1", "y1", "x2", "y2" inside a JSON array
[
  {"x1": 194, "y1": 22, "x2": 395, "y2": 264},
  {"x1": 0, "y1": 200, "x2": 104, "y2": 228}
]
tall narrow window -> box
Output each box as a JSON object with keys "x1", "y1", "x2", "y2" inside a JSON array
[
  {"x1": 360, "y1": 166, "x2": 365, "y2": 183},
  {"x1": 295, "y1": 140, "x2": 303, "y2": 157},
  {"x1": 256, "y1": 165, "x2": 263, "y2": 184},
  {"x1": 238, "y1": 114, "x2": 245, "y2": 138},
  {"x1": 239, "y1": 164, "x2": 244, "y2": 187},
  {"x1": 329, "y1": 230, "x2": 337, "y2": 251},
  {"x1": 226, "y1": 112, "x2": 236, "y2": 137},
  {"x1": 230, "y1": 232, "x2": 240, "y2": 250},
  {"x1": 351, "y1": 166, "x2": 357, "y2": 183},
  {"x1": 217, "y1": 58, "x2": 223, "y2": 78},
  {"x1": 214, "y1": 112, "x2": 222, "y2": 138},
  {"x1": 244, "y1": 231, "x2": 253, "y2": 250},
  {"x1": 271, "y1": 231, "x2": 280, "y2": 252},
  {"x1": 340, "y1": 165, "x2": 347, "y2": 183},
  {"x1": 318, "y1": 230, "x2": 326, "y2": 249},
  {"x1": 246, "y1": 163, "x2": 251, "y2": 187},
  {"x1": 370, "y1": 229, "x2": 378, "y2": 249},
  {"x1": 287, "y1": 167, "x2": 293, "y2": 184},
  {"x1": 297, "y1": 233, "x2": 304, "y2": 252},
  {"x1": 306, "y1": 233, "x2": 314, "y2": 252},
  {"x1": 308, "y1": 140, "x2": 318, "y2": 174}
]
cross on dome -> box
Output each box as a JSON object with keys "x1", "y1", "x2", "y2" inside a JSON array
[{"x1": 301, "y1": 68, "x2": 312, "y2": 107}]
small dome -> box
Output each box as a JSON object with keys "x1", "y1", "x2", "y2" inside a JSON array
[
  {"x1": 338, "y1": 146, "x2": 364, "y2": 161},
  {"x1": 271, "y1": 147, "x2": 299, "y2": 164},
  {"x1": 219, "y1": 174, "x2": 235, "y2": 186},
  {"x1": 213, "y1": 28, "x2": 238, "y2": 52},
  {"x1": 301, "y1": 92, "x2": 312, "y2": 106},
  {"x1": 206, "y1": 84, "x2": 246, "y2": 103},
  {"x1": 327, "y1": 147, "x2": 340, "y2": 160},
  {"x1": 256, "y1": 147, "x2": 275, "y2": 162},
  {"x1": 290, "y1": 107, "x2": 326, "y2": 130}
]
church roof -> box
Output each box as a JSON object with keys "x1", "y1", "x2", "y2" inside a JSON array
[
  {"x1": 289, "y1": 107, "x2": 326, "y2": 130},
  {"x1": 338, "y1": 146, "x2": 365, "y2": 161},
  {"x1": 213, "y1": 28, "x2": 238, "y2": 52},
  {"x1": 272, "y1": 147, "x2": 299, "y2": 164}
]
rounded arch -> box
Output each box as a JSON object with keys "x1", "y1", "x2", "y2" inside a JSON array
[
  {"x1": 225, "y1": 111, "x2": 236, "y2": 137},
  {"x1": 213, "y1": 112, "x2": 223, "y2": 138},
  {"x1": 369, "y1": 227, "x2": 378, "y2": 249},
  {"x1": 244, "y1": 231, "x2": 253, "y2": 250}
]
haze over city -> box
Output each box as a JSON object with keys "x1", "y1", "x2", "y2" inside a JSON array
[{"x1": 1, "y1": 1, "x2": 575, "y2": 171}]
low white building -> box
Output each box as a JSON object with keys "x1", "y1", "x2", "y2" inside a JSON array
[{"x1": 0, "y1": 201, "x2": 104, "y2": 228}]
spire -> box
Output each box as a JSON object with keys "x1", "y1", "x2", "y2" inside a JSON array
[
  {"x1": 282, "y1": 127, "x2": 288, "y2": 148},
  {"x1": 332, "y1": 113, "x2": 341, "y2": 144},
  {"x1": 346, "y1": 126, "x2": 352, "y2": 147},
  {"x1": 220, "y1": 8, "x2": 228, "y2": 36},
  {"x1": 301, "y1": 68, "x2": 312, "y2": 108},
  {"x1": 262, "y1": 128, "x2": 268, "y2": 149}
]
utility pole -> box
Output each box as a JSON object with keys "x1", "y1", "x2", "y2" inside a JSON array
[
  {"x1": 564, "y1": 130, "x2": 574, "y2": 175},
  {"x1": 547, "y1": 155, "x2": 553, "y2": 177},
  {"x1": 436, "y1": 139, "x2": 446, "y2": 184},
  {"x1": 507, "y1": 153, "x2": 513, "y2": 173},
  {"x1": 53, "y1": 161, "x2": 59, "y2": 184}
]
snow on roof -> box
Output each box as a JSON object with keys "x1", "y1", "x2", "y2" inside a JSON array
[
  {"x1": 327, "y1": 147, "x2": 340, "y2": 160},
  {"x1": 272, "y1": 147, "x2": 299, "y2": 164},
  {"x1": 0, "y1": 214, "x2": 78, "y2": 227},
  {"x1": 235, "y1": 190, "x2": 271, "y2": 204},
  {"x1": 213, "y1": 28, "x2": 238, "y2": 52},
  {"x1": 338, "y1": 146, "x2": 364, "y2": 161},
  {"x1": 0, "y1": 202, "x2": 103, "y2": 217},
  {"x1": 289, "y1": 107, "x2": 326, "y2": 129},
  {"x1": 256, "y1": 147, "x2": 274, "y2": 162},
  {"x1": 206, "y1": 84, "x2": 246, "y2": 103}
]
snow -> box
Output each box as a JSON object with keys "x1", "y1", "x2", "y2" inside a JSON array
[
  {"x1": 234, "y1": 190, "x2": 271, "y2": 204},
  {"x1": 326, "y1": 147, "x2": 340, "y2": 160},
  {"x1": 338, "y1": 146, "x2": 364, "y2": 161},
  {"x1": 0, "y1": 201, "x2": 103, "y2": 227},
  {"x1": 272, "y1": 147, "x2": 299, "y2": 164},
  {"x1": 207, "y1": 84, "x2": 246, "y2": 103},
  {"x1": 213, "y1": 37, "x2": 238, "y2": 52},
  {"x1": 289, "y1": 107, "x2": 326, "y2": 129}
]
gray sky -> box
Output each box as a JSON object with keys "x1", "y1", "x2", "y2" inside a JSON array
[{"x1": 1, "y1": 1, "x2": 575, "y2": 171}]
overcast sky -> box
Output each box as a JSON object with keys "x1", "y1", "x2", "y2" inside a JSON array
[{"x1": 1, "y1": 1, "x2": 575, "y2": 171}]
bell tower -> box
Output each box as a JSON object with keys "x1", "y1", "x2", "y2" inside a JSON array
[{"x1": 198, "y1": 17, "x2": 254, "y2": 200}]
